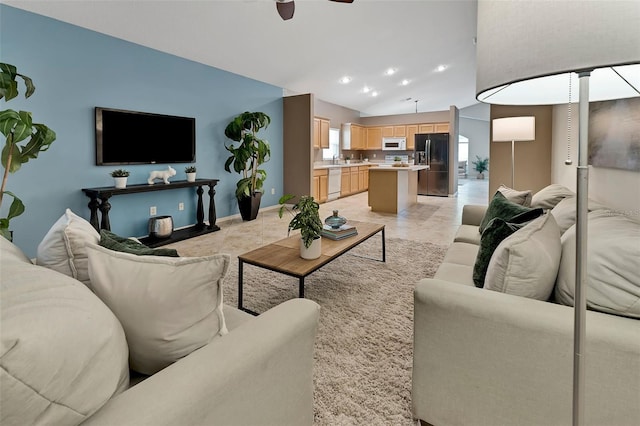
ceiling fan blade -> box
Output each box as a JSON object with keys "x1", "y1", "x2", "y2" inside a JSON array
[
  {"x1": 276, "y1": 1, "x2": 295, "y2": 20},
  {"x1": 329, "y1": 0, "x2": 354, "y2": 3}
]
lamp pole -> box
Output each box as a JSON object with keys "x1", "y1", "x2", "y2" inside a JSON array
[{"x1": 573, "y1": 69, "x2": 591, "y2": 426}]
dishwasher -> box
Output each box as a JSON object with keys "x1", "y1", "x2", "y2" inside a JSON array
[{"x1": 327, "y1": 167, "x2": 342, "y2": 201}]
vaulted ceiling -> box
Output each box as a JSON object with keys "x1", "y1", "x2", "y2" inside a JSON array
[{"x1": 4, "y1": 0, "x2": 480, "y2": 117}]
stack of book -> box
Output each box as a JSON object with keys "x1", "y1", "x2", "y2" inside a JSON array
[{"x1": 321, "y1": 224, "x2": 358, "y2": 240}]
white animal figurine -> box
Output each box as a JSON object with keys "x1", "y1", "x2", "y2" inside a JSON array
[{"x1": 148, "y1": 166, "x2": 176, "y2": 185}]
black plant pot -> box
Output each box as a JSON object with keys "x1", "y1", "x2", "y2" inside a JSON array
[{"x1": 238, "y1": 192, "x2": 262, "y2": 221}]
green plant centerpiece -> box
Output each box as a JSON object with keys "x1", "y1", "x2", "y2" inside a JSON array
[
  {"x1": 184, "y1": 165, "x2": 196, "y2": 173},
  {"x1": 0, "y1": 63, "x2": 56, "y2": 240},
  {"x1": 472, "y1": 155, "x2": 489, "y2": 179},
  {"x1": 110, "y1": 169, "x2": 130, "y2": 177},
  {"x1": 278, "y1": 194, "x2": 323, "y2": 259},
  {"x1": 223, "y1": 111, "x2": 271, "y2": 221}
]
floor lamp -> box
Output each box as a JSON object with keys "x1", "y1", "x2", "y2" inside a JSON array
[
  {"x1": 475, "y1": 1, "x2": 640, "y2": 425},
  {"x1": 492, "y1": 116, "x2": 535, "y2": 188}
]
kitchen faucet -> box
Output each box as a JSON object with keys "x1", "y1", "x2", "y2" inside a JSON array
[{"x1": 332, "y1": 155, "x2": 338, "y2": 165}]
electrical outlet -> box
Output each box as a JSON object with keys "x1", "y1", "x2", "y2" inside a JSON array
[
  {"x1": 178, "y1": 202, "x2": 184, "y2": 211},
  {"x1": 373, "y1": 153, "x2": 376, "y2": 158},
  {"x1": 271, "y1": 188, "x2": 275, "y2": 195},
  {"x1": 150, "y1": 206, "x2": 157, "y2": 216}
]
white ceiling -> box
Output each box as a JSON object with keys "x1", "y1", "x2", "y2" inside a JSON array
[{"x1": 4, "y1": 0, "x2": 480, "y2": 117}]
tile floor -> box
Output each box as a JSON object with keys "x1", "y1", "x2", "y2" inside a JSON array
[{"x1": 167, "y1": 178, "x2": 489, "y2": 257}]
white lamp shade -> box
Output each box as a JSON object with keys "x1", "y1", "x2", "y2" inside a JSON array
[
  {"x1": 476, "y1": 1, "x2": 640, "y2": 105},
  {"x1": 492, "y1": 116, "x2": 535, "y2": 142}
]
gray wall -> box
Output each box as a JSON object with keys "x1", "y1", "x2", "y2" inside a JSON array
[{"x1": 459, "y1": 103, "x2": 490, "y2": 177}]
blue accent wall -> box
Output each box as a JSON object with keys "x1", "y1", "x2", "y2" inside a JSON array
[{"x1": 0, "y1": 5, "x2": 284, "y2": 257}]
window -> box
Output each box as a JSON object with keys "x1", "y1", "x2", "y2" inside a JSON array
[{"x1": 323, "y1": 128, "x2": 340, "y2": 160}]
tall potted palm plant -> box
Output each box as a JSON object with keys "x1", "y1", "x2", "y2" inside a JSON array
[
  {"x1": 223, "y1": 111, "x2": 271, "y2": 221},
  {"x1": 0, "y1": 63, "x2": 56, "y2": 240}
]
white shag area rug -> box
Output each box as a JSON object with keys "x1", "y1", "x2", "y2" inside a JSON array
[{"x1": 222, "y1": 236, "x2": 448, "y2": 425}]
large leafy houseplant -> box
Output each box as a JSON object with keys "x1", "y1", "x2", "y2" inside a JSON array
[
  {"x1": 223, "y1": 111, "x2": 271, "y2": 199},
  {"x1": 472, "y1": 155, "x2": 489, "y2": 174},
  {"x1": 0, "y1": 63, "x2": 56, "y2": 239},
  {"x1": 278, "y1": 194, "x2": 323, "y2": 249}
]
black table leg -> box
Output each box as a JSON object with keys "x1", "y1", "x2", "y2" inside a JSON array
[
  {"x1": 88, "y1": 196, "x2": 100, "y2": 232},
  {"x1": 207, "y1": 183, "x2": 219, "y2": 230},
  {"x1": 299, "y1": 277, "x2": 305, "y2": 298},
  {"x1": 381, "y1": 227, "x2": 386, "y2": 262},
  {"x1": 238, "y1": 259, "x2": 244, "y2": 310},
  {"x1": 195, "y1": 185, "x2": 205, "y2": 230},
  {"x1": 99, "y1": 196, "x2": 112, "y2": 231}
]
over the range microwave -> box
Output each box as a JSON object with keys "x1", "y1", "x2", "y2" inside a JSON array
[{"x1": 382, "y1": 137, "x2": 407, "y2": 150}]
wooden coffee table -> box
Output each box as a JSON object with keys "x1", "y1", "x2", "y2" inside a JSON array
[{"x1": 238, "y1": 221, "x2": 385, "y2": 314}]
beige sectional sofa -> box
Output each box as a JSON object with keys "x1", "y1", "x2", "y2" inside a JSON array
[
  {"x1": 1, "y1": 219, "x2": 320, "y2": 426},
  {"x1": 412, "y1": 185, "x2": 640, "y2": 426}
]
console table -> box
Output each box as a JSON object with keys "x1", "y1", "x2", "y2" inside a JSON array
[{"x1": 82, "y1": 178, "x2": 220, "y2": 247}]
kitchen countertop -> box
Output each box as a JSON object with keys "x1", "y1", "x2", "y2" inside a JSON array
[
  {"x1": 314, "y1": 163, "x2": 379, "y2": 169},
  {"x1": 369, "y1": 164, "x2": 428, "y2": 171}
]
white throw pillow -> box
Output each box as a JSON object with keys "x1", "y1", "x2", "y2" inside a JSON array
[
  {"x1": 36, "y1": 208, "x2": 100, "y2": 287},
  {"x1": 1, "y1": 238, "x2": 129, "y2": 426},
  {"x1": 550, "y1": 196, "x2": 607, "y2": 234},
  {"x1": 497, "y1": 184, "x2": 532, "y2": 206},
  {"x1": 86, "y1": 244, "x2": 229, "y2": 375},
  {"x1": 485, "y1": 213, "x2": 561, "y2": 300},
  {"x1": 555, "y1": 210, "x2": 640, "y2": 318},
  {"x1": 531, "y1": 183, "x2": 575, "y2": 210}
]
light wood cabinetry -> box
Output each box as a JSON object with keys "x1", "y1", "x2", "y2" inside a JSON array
[
  {"x1": 381, "y1": 125, "x2": 406, "y2": 138},
  {"x1": 418, "y1": 124, "x2": 434, "y2": 133},
  {"x1": 313, "y1": 118, "x2": 320, "y2": 149},
  {"x1": 338, "y1": 165, "x2": 374, "y2": 197},
  {"x1": 350, "y1": 124, "x2": 365, "y2": 150},
  {"x1": 319, "y1": 173, "x2": 328, "y2": 201},
  {"x1": 341, "y1": 168, "x2": 350, "y2": 195},
  {"x1": 358, "y1": 166, "x2": 370, "y2": 190},
  {"x1": 366, "y1": 126, "x2": 382, "y2": 150},
  {"x1": 313, "y1": 169, "x2": 328, "y2": 203},
  {"x1": 350, "y1": 167, "x2": 359, "y2": 193},
  {"x1": 435, "y1": 123, "x2": 450, "y2": 133},
  {"x1": 406, "y1": 124, "x2": 418, "y2": 150},
  {"x1": 313, "y1": 117, "x2": 330, "y2": 149}
]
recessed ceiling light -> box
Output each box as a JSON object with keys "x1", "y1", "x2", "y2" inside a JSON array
[
  {"x1": 362, "y1": 86, "x2": 371, "y2": 93},
  {"x1": 339, "y1": 76, "x2": 352, "y2": 84},
  {"x1": 401, "y1": 79, "x2": 410, "y2": 86},
  {"x1": 435, "y1": 65, "x2": 447, "y2": 72},
  {"x1": 384, "y1": 68, "x2": 397, "y2": 76},
  {"x1": 372, "y1": 91, "x2": 379, "y2": 97}
]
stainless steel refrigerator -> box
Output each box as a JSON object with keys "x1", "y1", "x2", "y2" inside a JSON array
[{"x1": 415, "y1": 133, "x2": 449, "y2": 196}]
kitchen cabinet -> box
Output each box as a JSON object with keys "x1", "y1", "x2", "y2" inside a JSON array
[
  {"x1": 342, "y1": 123, "x2": 365, "y2": 150},
  {"x1": 351, "y1": 124, "x2": 365, "y2": 150},
  {"x1": 366, "y1": 126, "x2": 382, "y2": 150},
  {"x1": 435, "y1": 123, "x2": 450, "y2": 133},
  {"x1": 358, "y1": 167, "x2": 367, "y2": 190},
  {"x1": 313, "y1": 118, "x2": 320, "y2": 149},
  {"x1": 350, "y1": 167, "x2": 359, "y2": 193},
  {"x1": 406, "y1": 124, "x2": 418, "y2": 150},
  {"x1": 418, "y1": 124, "x2": 434, "y2": 134},
  {"x1": 341, "y1": 168, "x2": 351, "y2": 195},
  {"x1": 313, "y1": 117, "x2": 330, "y2": 149},
  {"x1": 313, "y1": 168, "x2": 328, "y2": 203},
  {"x1": 382, "y1": 125, "x2": 406, "y2": 138}
]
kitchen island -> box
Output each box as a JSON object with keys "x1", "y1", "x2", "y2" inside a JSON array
[{"x1": 368, "y1": 165, "x2": 428, "y2": 213}]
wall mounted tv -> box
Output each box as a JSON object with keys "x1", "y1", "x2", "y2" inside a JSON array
[{"x1": 95, "y1": 107, "x2": 196, "y2": 165}]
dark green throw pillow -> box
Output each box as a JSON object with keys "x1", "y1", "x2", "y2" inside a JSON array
[
  {"x1": 473, "y1": 209, "x2": 544, "y2": 288},
  {"x1": 99, "y1": 229, "x2": 179, "y2": 257},
  {"x1": 479, "y1": 191, "x2": 542, "y2": 234}
]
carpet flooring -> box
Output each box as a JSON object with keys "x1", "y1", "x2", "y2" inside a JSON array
[{"x1": 222, "y1": 236, "x2": 448, "y2": 425}]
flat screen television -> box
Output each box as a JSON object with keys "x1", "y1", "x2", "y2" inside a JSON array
[{"x1": 95, "y1": 107, "x2": 196, "y2": 165}]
